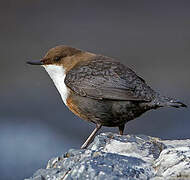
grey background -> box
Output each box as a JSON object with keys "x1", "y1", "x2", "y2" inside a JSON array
[{"x1": 0, "y1": 0, "x2": 190, "y2": 179}]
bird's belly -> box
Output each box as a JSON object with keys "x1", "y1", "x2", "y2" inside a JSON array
[{"x1": 66, "y1": 92, "x2": 149, "y2": 127}]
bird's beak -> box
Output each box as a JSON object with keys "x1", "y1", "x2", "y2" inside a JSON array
[{"x1": 26, "y1": 60, "x2": 44, "y2": 65}]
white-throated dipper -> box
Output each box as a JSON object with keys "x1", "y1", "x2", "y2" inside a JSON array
[{"x1": 27, "y1": 45, "x2": 187, "y2": 149}]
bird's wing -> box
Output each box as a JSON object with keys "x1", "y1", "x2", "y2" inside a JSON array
[{"x1": 65, "y1": 56, "x2": 154, "y2": 101}]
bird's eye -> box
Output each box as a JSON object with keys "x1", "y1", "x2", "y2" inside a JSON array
[{"x1": 54, "y1": 56, "x2": 61, "y2": 62}]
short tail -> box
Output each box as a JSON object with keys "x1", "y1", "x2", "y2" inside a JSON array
[
  {"x1": 153, "y1": 95, "x2": 187, "y2": 108},
  {"x1": 165, "y1": 100, "x2": 187, "y2": 108}
]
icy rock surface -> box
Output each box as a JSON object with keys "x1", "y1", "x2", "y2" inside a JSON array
[{"x1": 26, "y1": 133, "x2": 190, "y2": 180}]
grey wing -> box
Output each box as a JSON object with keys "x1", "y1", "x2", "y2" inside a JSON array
[{"x1": 65, "y1": 56, "x2": 155, "y2": 101}]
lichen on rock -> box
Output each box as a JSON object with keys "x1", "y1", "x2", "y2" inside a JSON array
[{"x1": 26, "y1": 132, "x2": 190, "y2": 180}]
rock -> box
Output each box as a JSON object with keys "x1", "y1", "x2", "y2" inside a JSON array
[{"x1": 25, "y1": 132, "x2": 190, "y2": 180}]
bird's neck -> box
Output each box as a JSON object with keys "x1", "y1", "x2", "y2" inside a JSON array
[
  {"x1": 61, "y1": 51, "x2": 96, "y2": 73},
  {"x1": 43, "y1": 65, "x2": 68, "y2": 105},
  {"x1": 42, "y1": 51, "x2": 96, "y2": 105}
]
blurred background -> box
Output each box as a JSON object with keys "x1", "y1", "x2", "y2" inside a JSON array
[{"x1": 0, "y1": 0, "x2": 190, "y2": 179}]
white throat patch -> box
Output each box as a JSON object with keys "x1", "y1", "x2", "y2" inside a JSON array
[{"x1": 43, "y1": 65, "x2": 69, "y2": 105}]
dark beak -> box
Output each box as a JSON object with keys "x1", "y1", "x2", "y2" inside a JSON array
[{"x1": 26, "y1": 60, "x2": 43, "y2": 65}]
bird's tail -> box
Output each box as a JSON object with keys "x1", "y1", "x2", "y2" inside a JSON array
[{"x1": 153, "y1": 94, "x2": 187, "y2": 108}]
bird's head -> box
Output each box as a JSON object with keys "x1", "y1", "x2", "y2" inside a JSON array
[{"x1": 27, "y1": 45, "x2": 82, "y2": 66}]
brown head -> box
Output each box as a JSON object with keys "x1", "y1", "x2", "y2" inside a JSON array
[{"x1": 27, "y1": 45, "x2": 95, "y2": 72}]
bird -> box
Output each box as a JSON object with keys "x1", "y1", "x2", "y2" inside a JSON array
[{"x1": 27, "y1": 45, "x2": 187, "y2": 149}]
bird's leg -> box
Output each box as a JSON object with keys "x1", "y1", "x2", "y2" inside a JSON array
[
  {"x1": 81, "y1": 124, "x2": 102, "y2": 149},
  {"x1": 118, "y1": 124, "x2": 125, "y2": 135}
]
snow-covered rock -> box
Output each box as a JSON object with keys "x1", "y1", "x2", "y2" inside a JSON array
[{"x1": 26, "y1": 132, "x2": 190, "y2": 180}]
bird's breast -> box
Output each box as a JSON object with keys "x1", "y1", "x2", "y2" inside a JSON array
[{"x1": 43, "y1": 65, "x2": 69, "y2": 105}]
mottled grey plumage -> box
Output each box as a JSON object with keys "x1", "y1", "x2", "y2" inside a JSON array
[
  {"x1": 65, "y1": 55, "x2": 186, "y2": 128},
  {"x1": 65, "y1": 55, "x2": 156, "y2": 101}
]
